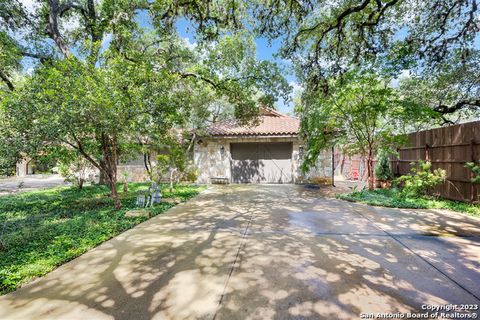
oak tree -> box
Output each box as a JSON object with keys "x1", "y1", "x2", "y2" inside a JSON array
[{"x1": 0, "y1": 1, "x2": 288, "y2": 208}]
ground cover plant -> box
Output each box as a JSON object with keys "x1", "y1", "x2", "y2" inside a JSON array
[
  {"x1": 337, "y1": 188, "x2": 480, "y2": 218},
  {"x1": 0, "y1": 183, "x2": 204, "y2": 295}
]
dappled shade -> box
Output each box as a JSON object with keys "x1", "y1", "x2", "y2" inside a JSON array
[{"x1": 0, "y1": 185, "x2": 479, "y2": 319}]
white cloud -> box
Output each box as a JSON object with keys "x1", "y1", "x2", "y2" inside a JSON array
[
  {"x1": 19, "y1": 0, "x2": 40, "y2": 14},
  {"x1": 182, "y1": 37, "x2": 197, "y2": 50},
  {"x1": 391, "y1": 69, "x2": 411, "y2": 88},
  {"x1": 290, "y1": 81, "x2": 303, "y2": 94}
]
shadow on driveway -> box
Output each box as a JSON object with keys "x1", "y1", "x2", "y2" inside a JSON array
[{"x1": 0, "y1": 185, "x2": 479, "y2": 319}]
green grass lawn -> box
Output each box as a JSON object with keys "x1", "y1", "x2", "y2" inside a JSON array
[
  {"x1": 337, "y1": 188, "x2": 480, "y2": 217},
  {"x1": 0, "y1": 182, "x2": 205, "y2": 295}
]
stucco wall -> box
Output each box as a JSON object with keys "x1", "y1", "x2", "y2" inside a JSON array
[{"x1": 16, "y1": 159, "x2": 29, "y2": 177}]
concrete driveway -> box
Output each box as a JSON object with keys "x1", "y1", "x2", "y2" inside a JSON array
[
  {"x1": 0, "y1": 174, "x2": 68, "y2": 195},
  {"x1": 1, "y1": 185, "x2": 479, "y2": 320}
]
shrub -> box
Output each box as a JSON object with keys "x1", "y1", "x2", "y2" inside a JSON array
[
  {"x1": 153, "y1": 143, "x2": 189, "y2": 191},
  {"x1": 375, "y1": 152, "x2": 393, "y2": 181},
  {"x1": 182, "y1": 163, "x2": 199, "y2": 182},
  {"x1": 466, "y1": 162, "x2": 480, "y2": 202},
  {"x1": 395, "y1": 160, "x2": 446, "y2": 198},
  {"x1": 59, "y1": 158, "x2": 96, "y2": 189},
  {"x1": 465, "y1": 162, "x2": 480, "y2": 184}
]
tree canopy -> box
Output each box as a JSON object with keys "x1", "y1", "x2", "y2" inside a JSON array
[
  {"x1": 0, "y1": 0, "x2": 290, "y2": 208},
  {"x1": 252, "y1": 0, "x2": 479, "y2": 170},
  {"x1": 0, "y1": 0, "x2": 478, "y2": 193},
  {"x1": 253, "y1": 0, "x2": 479, "y2": 115},
  {"x1": 298, "y1": 70, "x2": 433, "y2": 189}
]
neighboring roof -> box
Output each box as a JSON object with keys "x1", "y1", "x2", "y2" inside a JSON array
[{"x1": 206, "y1": 108, "x2": 300, "y2": 137}]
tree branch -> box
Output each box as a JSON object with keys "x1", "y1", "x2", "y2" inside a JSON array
[
  {"x1": 434, "y1": 99, "x2": 480, "y2": 114},
  {"x1": 45, "y1": 0, "x2": 72, "y2": 57},
  {"x1": 64, "y1": 134, "x2": 102, "y2": 172},
  {"x1": 176, "y1": 72, "x2": 222, "y2": 89},
  {"x1": 293, "y1": 0, "x2": 372, "y2": 52},
  {"x1": 20, "y1": 50, "x2": 53, "y2": 63},
  {"x1": 0, "y1": 69, "x2": 15, "y2": 91}
]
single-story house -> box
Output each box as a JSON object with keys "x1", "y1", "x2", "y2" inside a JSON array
[
  {"x1": 194, "y1": 108, "x2": 332, "y2": 184},
  {"x1": 16, "y1": 108, "x2": 333, "y2": 184},
  {"x1": 16, "y1": 157, "x2": 54, "y2": 177}
]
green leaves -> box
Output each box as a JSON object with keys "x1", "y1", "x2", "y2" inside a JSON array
[
  {"x1": 300, "y1": 69, "x2": 408, "y2": 171},
  {"x1": 0, "y1": 183, "x2": 203, "y2": 294},
  {"x1": 190, "y1": 33, "x2": 290, "y2": 122},
  {"x1": 375, "y1": 151, "x2": 393, "y2": 181},
  {"x1": 465, "y1": 162, "x2": 480, "y2": 184},
  {"x1": 399, "y1": 50, "x2": 480, "y2": 122},
  {"x1": 395, "y1": 161, "x2": 446, "y2": 198}
]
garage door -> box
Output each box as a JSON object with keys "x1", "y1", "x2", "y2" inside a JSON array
[{"x1": 230, "y1": 143, "x2": 293, "y2": 183}]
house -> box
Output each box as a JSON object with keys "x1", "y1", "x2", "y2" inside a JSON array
[
  {"x1": 194, "y1": 108, "x2": 332, "y2": 184},
  {"x1": 15, "y1": 108, "x2": 333, "y2": 184},
  {"x1": 16, "y1": 157, "x2": 54, "y2": 177}
]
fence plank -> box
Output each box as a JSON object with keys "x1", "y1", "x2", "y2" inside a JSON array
[{"x1": 396, "y1": 121, "x2": 480, "y2": 202}]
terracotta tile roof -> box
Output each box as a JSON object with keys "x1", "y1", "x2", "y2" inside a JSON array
[{"x1": 206, "y1": 110, "x2": 300, "y2": 136}]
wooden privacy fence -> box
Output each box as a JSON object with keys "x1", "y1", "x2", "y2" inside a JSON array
[{"x1": 392, "y1": 121, "x2": 480, "y2": 202}]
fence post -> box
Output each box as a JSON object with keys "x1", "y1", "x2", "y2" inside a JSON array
[
  {"x1": 395, "y1": 147, "x2": 400, "y2": 176},
  {"x1": 331, "y1": 145, "x2": 335, "y2": 187},
  {"x1": 425, "y1": 144, "x2": 430, "y2": 162},
  {"x1": 471, "y1": 139, "x2": 475, "y2": 203}
]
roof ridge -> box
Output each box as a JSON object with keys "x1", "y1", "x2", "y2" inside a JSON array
[
  {"x1": 205, "y1": 114, "x2": 300, "y2": 137},
  {"x1": 259, "y1": 106, "x2": 295, "y2": 118}
]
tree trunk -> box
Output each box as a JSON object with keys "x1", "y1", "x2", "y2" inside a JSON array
[
  {"x1": 367, "y1": 146, "x2": 374, "y2": 190},
  {"x1": 100, "y1": 133, "x2": 121, "y2": 209},
  {"x1": 69, "y1": 131, "x2": 120, "y2": 208},
  {"x1": 98, "y1": 169, "x2": 108, "y2": 185},
  {"x1": 108, "y1": 178, "x2": 121, "y2": 209},
  {"x1": 169, "y1": 168, "x2": 174, "y2": 193},
  {"x1": 144, "y1": 152, "x2": 152, "y2": 180}
]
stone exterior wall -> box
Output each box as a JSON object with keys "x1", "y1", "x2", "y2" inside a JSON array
[
  {"x1": 117, "y1": 165, "x2": 150, "y2": 182},
  {"x1": 16, "y1": 159, "x2": 29, "y2": 177},
  {"x1": 194, "y1": 138, "x2": 233, "y2": 184},
  {"x1": 194, "y1": 136, "x2": 331, "y2": 184},
  {"x1": 297, "y1": 149, "x2": 333, "y2": 184},
  {"x1": 117, "y1": 151, "x2": 163, "y2": 183},
  {"x1": 15, "y1": 158, "x2": 45, "y2": 176}
]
